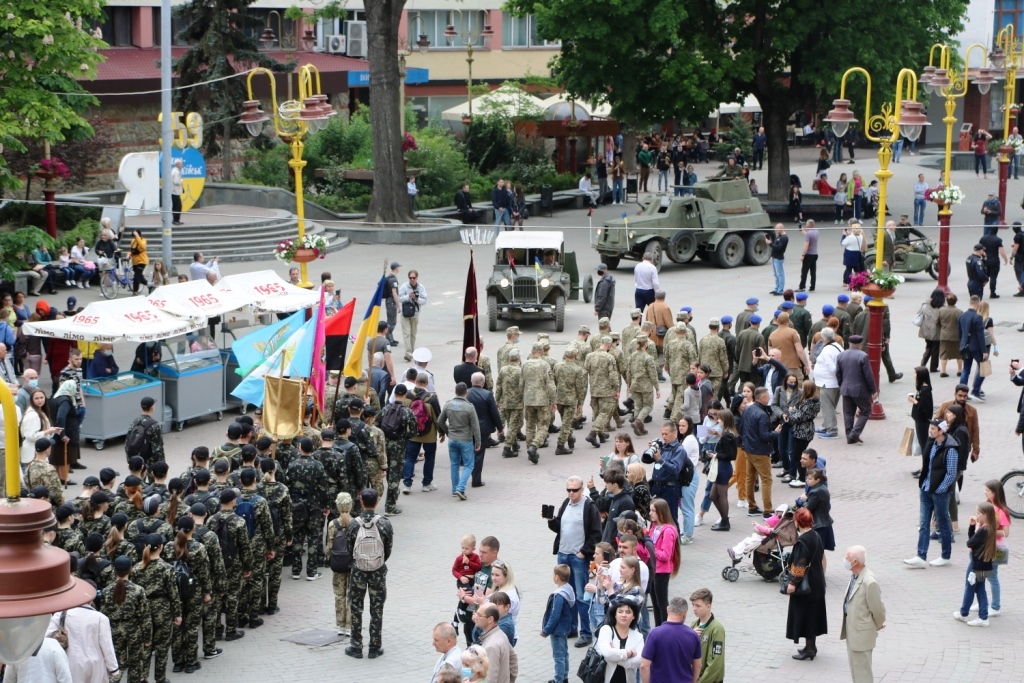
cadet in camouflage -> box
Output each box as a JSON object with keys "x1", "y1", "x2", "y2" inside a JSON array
[
  {"x1": 256, "y1": 458, "x2": 293, "y2": 613},
  {"x1": 521, "y1": 342, "x2": 556, "y2": 463},
  {"x1": 495, "y1": 326, "x2": 520, "y2": 374},
  {"x1": 363, "y1": 408, "x2": 389, "y2": 497},
  {"x1": 206, "y1": 490, "x2": 254, "y2": 636},
  {"x1": 237, "y1": 468, "x2": 275, "y2": 626},
  {"x1": 102, "y1": 556, "x2": 152, "y2": 683},
  {"x1": 584, "y1": 337, "x2": 620, "y2": 446},
  {"x1": 189, "y1": 503, "x2": 227, "y2": 657},
  {"x1": 665, "y1": 323, "x2": 698, "y2": 419},
  {"x1": 494, "y1": 348, "x2": 524, "y2": 458},
  {"x1": 131, "y1": 534, "x2": 182, "y2": 683},
  {"x1": 24, "y1": 439, "x2": 64, "y2": 507},
  {"x1": 169, "y1": 517, "x2": 212, "y2": 672},
  {"x1": 553, "y1": 347, "x2": 587, "y2": 454},
  {"x1": 627, "y1": 336, "x2": 660, "y2": 434},
  {"x1": 698, "y1": 318, "x2": 730, "y2": 396},
  {"x1": 382, "y1": 386, "x2": 417, "y2": 515},
  {"x1": 285, "y1": 439, "x2": 329, "y2": 578},
  {"x1": 344, "y1": 489, "x2": 393, "y2": 658}
]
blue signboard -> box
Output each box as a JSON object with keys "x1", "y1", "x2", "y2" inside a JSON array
[{"x1": 348, "y1": 67, "x2": 429, "y2": 87}]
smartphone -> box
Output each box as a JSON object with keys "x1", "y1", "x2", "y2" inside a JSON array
[
  {"x1": 602, "y1": 549, "x2": 613, "y2": 563},
  {"x1": 541, "y1": 504, "x2": 555, "y2": 519}
]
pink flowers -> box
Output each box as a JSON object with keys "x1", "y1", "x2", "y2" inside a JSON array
[
  {"x1": 36, "y1": 156, "x2": 71, "y2": 179},
  {"x1": 402, "y1": 132, "x2": 418, "y2": 153},
  {"x1": 847, "y1": 271, "x2": 870, "y2": 292}
]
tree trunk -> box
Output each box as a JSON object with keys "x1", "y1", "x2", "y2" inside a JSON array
[
  {"x1": 364, "y1": 0, "x2": 416, "y2": 226},
  {"x1": 222, "y1": 119, "x2": 233, "y2": 182},
  {"x1": 763, "y1": 103, "x2": 791, "y2": 203}
]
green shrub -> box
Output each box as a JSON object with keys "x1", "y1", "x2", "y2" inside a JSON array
[
  {"x1": 305, "y1": 106, "x2": 375, "y2": 177},
  {"x1": 239, "y1": 144, "x2": 293, "y2": 189},
  {"x1": 58, "y1": 217, "x2": 100, "y2": 249},
  {"x1": 405, "y1": 126, "x2": 473, "y2": 203},
  {"x1": 313, "y1": 192, "x2": 372, "y2": 214},
  {"x1": 0, "y1": 203, "x2": 100, "y2": 233},
  {"x1": 0, "y1": 226, "x2": 56, "y2": 280}
]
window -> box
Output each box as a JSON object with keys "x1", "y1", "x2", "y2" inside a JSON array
[
  {"x1": 502, "y1": 12, "x2": 559, "y2": 48},
  {"x1": 152, "y1": 8, "x2": 189, "y2": 47},
  {"x1": 96, "y1": 7, "x2": 132, "y2": 47},
  {"x1": 410, "y1": 10, "x2": 486, "y2": 49},
  {"x1": 994, "y1": 0, "x2": 1024, "y2": 39}
]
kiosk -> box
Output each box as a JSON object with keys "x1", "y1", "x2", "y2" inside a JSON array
[
  {"x1": 158, "y1": 346, "x2": 226, "y2": 431},
  {"x1": 81, "y1": 372, "x2": 165, "y2": 450}
]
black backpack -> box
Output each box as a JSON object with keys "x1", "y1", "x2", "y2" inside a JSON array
[
  {"x1": 678, "y1": 456, "x2": 695, "y2": 488},
  {"x1": 125, "y1": 416, "x2": 155, "y2": 458},
  {"x1": 130, "y1": 519, "x2": 163, "y2": 557},
  {"x1": 174, "y1": 556, "x2": 197, "y2": 601},
  {"x1": 379, "y1": 402, "x2": 405, "y2": 439},
  {"x1": 328, "y1": 519, "x2": 352, "y2": 574},
  {"x1": 215, "y1": 515, "x2": 237, "y2": 569},
  {"x1": 266, "y1": 496, "x2": 282, "y2": 536}
]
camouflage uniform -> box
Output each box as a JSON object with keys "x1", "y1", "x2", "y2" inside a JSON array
[
  {"x1": 126, "y1": 413, "x2": 165, "y2": 467},
  {"x1": 275, "y1": 440, "x2": 298, "y2": 474},
  {"x1": 131, "y1": 556, "x2": 181, "y2": 683},
  {"x1": 495, "y1": 330, "x2": 519, "y2": 374},
  {"x1": 325, "y1": 516, "x2": 352, "y2": 630},
  {"x1": 494, "y1": 358, "x2": 524, "y2": 456},
  {"x1": 627, "y1": 344, "x2": 659, "y2": 427},
  {"x1": 620, "y1": 320, "x2": 642, "y2": 356},
  {"x1": 383, "y1": 404, "x2": 416, "y2": 513},
  {"x1": 584, "y1": 346, "x2": 620, "y2": 437},
  {"x1": 126, "y1": 516, "x2": 174, "y2": 547},
  {"x1": 322, "y1": 384, "x2": 340, "y2": 427},
  {"x1": 170, "y1": 540, "x2": 212, "y2": 668},
  {"x1": 478, "y1": 354, "x2": 494, "y2": 392},
  {"x1": 101, "y1": 579, "x2": 151, "y2": 683},
  {"x1": 285, "y1": 455, "x2": 329, "y2": 577},
  {"x1": 553, "y1": 357, "x2": 587, "y2": 449},
  {"x1": 256, "y1": 478, "x2": 293, "y2": 612},
  {"x1": 238, "y1": 489, "x2": 275, "y2": 622},
  {"x1": 665, "y1": 326, "x2": 698, "y2": 418},
  {"x1": 317, "y1": 439, "x2": 366, "y2": 522},
  {"x1": 193, "y1": 523, "x2": 226, "y2": 654},
  {"x1": 24, "y1": 459, "x2": 64, "y2": 507},
  {"x1": 698, "y1": 331, "x2": 730, "y2": 396},
  {"x1": 206, "y1": 507, "x2": 253, "y2": 633},
  {"x1": 210, "y1": 442, "x2": 241, "y2": 468},
  {"x1": 300, "y1": 424, "x2": 323, "y2": 451},
  {"x1": 183, "y1": 489, "x2": 221, "y2": 518},
  {"x1": 346, "y1": 511, "x2": 394, "y2": 651},
  {"x1": 366, "y1": 424, "x2": 388, "y2": 496},
  {"x1": 521, "y1": 351, "x2": 556, "y2": 451}
]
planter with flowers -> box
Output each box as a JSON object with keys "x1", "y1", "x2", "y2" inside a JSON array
[
  {"x1": 931, "y1": 184, "x2": 963, "y2": 208},
  {"x1": 847, "y1": 269, "x2": 904, "y2": 299},
  {"x1": 35, "y1": 156, "x2": 72, "y2": 183},
  {"x1": 274, "y1": 234, "x2": 330, "y2": 264}
]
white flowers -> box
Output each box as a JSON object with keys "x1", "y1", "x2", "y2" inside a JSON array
[
  {"x1": 6, "y1": 13, "x2": 13, "y2": 20},
  {"x1": 41, "y1": 34, "x2": 53, "y2": 45},
  {"x1": 933, "y1": 185, "x2": 964, "y2": 205},
  {"x1": 79, "y1": 63, "x2": 88, "y2": 71}
]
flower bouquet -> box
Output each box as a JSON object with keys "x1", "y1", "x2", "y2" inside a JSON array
[
  {"x1": 847, "y1": 268, "x2": 904, "y2": 298},
  {"x1": 931, "y1": 185, "x2": 964, "y2": 206},
  {"x1": 274, "y1": 233, "x2": 330, "y2": 262},
  {"x1": 35, "y1": 156, "x2": 72, "y2": 181}
]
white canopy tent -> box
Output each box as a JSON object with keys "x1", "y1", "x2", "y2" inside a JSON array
[
  {"x1": 215, "y1": 270, "x2": 319, "y2": 313},
  {"x1": 147, "y1": 279, "x2": 256, "y2": 319},
  {"x1": 542, "y1": 94, "x2": 613, "y2": 120},
  {"x1": 709, "y1": 94, "x2": 762, "y2": 117},
  {"x1": 22, "y1": 297, "x2": 205, "y2": 342},
  {"x1": 440, "y1": 85, "x2": 547, "y2": 122}
]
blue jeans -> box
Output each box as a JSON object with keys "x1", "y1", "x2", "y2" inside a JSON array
[
  {"x1": 777, "y1": 424, "x2": 793, "y2": 476},
  {"x1": 771, "y1": 258, "x2": 785, "y2": 293},
  {"x1": 402, "y1": 440, "x2": 436, "y2": 487},
  {"x1": 637, "y1": 593, "x2": 650, "y2": 635},
  {"x1": 913, "y1": 198, "x2": 926, "y2": 225},
  {"x1": 612, "y1": 178, "x2": 624, "y2": 203},
  {"x1": 1012, "y1": 155, "x2": 1020, "y2": 179},
  {"x1": 657, "y1": 169, "x2": 669, "y2": 192},
  {"x1": 917, "y1": 488, "x2": 952, "y2": 560},
  {"x1": 984, "y1": 222, "x2": 999, "y2": 236},
  {"x1": 650, "y1": 482, "x2": 680, "y2": 528},
  {"x1": 893, "y1": 138, "x2": 903, "y2": 162},
  {"x1": 990, "y1": 566, "x2": 1001, "y2": 610},
  {"x1": 557, "y1": 552, "x2": 592, "y2": 637},
  {"x1": 975, "y1": 154, "x2": 988, "y2": 175},
  {"x1": 494, "y1": 207, "x2": 509, "y2": 229},
  {"x1": 699, "y1": 478, "x2": 713, "y2": 514},
  {"x1": 681, "y1": 470, "x2": 700, "y2": 537},
  {"x1": 959, "y1": 356, "x2": 985, "y2": 395},
  {"x1": 448, "y1": 440, "x2": 475, "y2": 493},
  {"x1": 832, "y1": 142, "x2": 843, "y2": 163},
  {"x1": 550, "y1": 634, "x2": 569, "y2": 682},
  {"x1": 959, "y1": 560, "x2": 988, "y2": 620}
]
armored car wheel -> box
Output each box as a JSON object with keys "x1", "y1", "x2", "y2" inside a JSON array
[
  {"x1": 554, "y1": 296, "x2": 565, "y2": 332},
  {"x1": 602, "y1": 256, "x2": 620, "y2": 270},
  {"x1": 667, "y1": 231, "x2": 697, "y2": 263},
  {"x1": 646, "y1": 241, "x2": 664, "y2": 272},
  {"x1": 712, "y1": 233, "x2": 745, "y2": 269},
  {"x1": 743, "y1": 231, "x2": 772, "y2": 266},
  {"x1": 487, "y1": 295, "x2": 498, "y2": 332}
]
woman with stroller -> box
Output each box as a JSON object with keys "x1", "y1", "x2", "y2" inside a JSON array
[
  {"x1": 800, "y1": 469, "x2": 834, "y2": 573},
  {"x1": 785, "y1": 507, "x2": 827, "y2": 661}
]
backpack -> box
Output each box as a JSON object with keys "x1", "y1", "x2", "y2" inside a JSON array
[
  {"x1": 215, "y1": 515, "x2": 237, "y2": 569},
  {"x1": 236, "y1": 495, "x2": 261, "y2": 538},
  {"x1": 678, "y1": 456, "x2": 695, "y2": 488},
  {"x1": 379, "y1": 402, "x2": 405, "y2": 439},
  {"x1": 328, "y1": 519, "x2": 353, "y2": 573},
  {"x1": 266, "y1": 495, "x2": 282, "y2": 536},
  {"x1": 125, "y1": 416, "x2": 155, "y2": 458},
  {"x1": 352, "y1": 515, "x2": 385, "y2": 571},
  {"x1": 130, "y1": 519, "x2": 163, "y2": 557},
  {"x1": 409, "y1": 393, "x2": 433, "y2": 436},
  {"x1": 174, "y1": 555, "x2": 197, "y2": 601}
]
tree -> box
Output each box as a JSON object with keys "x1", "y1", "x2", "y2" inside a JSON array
[
  {"x1": 510, "y1": 0, "x2": 968, "y2": 200},
  {"x1": 0, "y1": 1, "x2": 107, "y2": 191},
  {"x1": 174, "y1": 0, "x2": 291, "y2": 181}
]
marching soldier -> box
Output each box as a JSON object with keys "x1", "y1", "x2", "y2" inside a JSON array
[
  {"x1": 189, "y1": 503, "x2": 225, "y2": 659},
  {"x1": 553, "y1": 347, "x2": 587, "y2": 455},
  {"x1": 522, "y1": 342, "x2": 556, "y2": 464},
  {"x1": 210, "y1": 424, "x2": 243, "y2": 466},
  {"x1": 206, "y1": 490, "x2": 253, "y2": 640},
  {"x1": 131, "y1": 534, "x2": 181, "y2": 683},
  {"x1": 478, "y1": 344, "x2": 494, "y2": 391},
  {"x1": 256, "y1": 458, "x2": 292, "y2": 614},
  {"x1": 698, "y1": 318, "x2": 730, "y2": 396},
  {"x1": 568, "y1": 325, "x2": 592, "y2": 365},
  {"x1": 718, "y1": 315, "x2": 737, "y2": 400},
  {"x1": 381, "y1": 386, "x2": 417, "y2": 516},
  {"x1": 237, "y1": 468, "x2": 274, "y2": 630},
  {"x1": 627, "y1": 336, "x2": 660, "y2": 435},
  {"x1": 496, "y1": 326, "x2": 520, "y2": 373},
  {"x1": 590, "y1": 317, "x2": 613, "y2": 353},
  {"x1": 665, "y1": 323, "x2": 698, "y2": 420},
  {"x1": 285, "y1": 438, "x2": 329, "y2": 580},
  {"x1": 620, "y1": 308, "x2": 643, "y2": 353},
  {"x1": 169, "y1": 516, "x2": 212, "y2": 674},
  {"x1": 584, "y1": 337, "x2": 620, "y2": 448},
  {"x1": 102, "y1": 555, "x2": 152, "y2": 683},
  {"x1": 363, "y1": 407, "x2": 389, "y2": 497},
  {"x1": 494, "y1": 348, "x2": 525, "y2": 458}
]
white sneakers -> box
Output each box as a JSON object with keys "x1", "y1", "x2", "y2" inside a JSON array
[
  {"x1": 737, "y1": 500, "x2": 749, "y2": 508},
  {"x1": 695, "y1": 516, "x2": 704, "y2": 527},
  {"x1": 929, "y1": 558, "x2": 952, "y2": 567},
  {"x1": 904, "y1": 557, "x2": 928, "y2": 568},
  {"x1": 401, "y1": 485, "x2": 411, "y2": 495},
  {"x1": 422, "y1": 484, "x2": 437, "y2": 492},
  {"x1": 952, "y1": 611, "x2": 967, "y2": 622},
  {"x1": 967, "y1": 617, "x2": 990, "y2": 627}
]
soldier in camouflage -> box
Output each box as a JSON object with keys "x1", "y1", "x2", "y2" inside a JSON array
[
  {"x1": 494, "y1": 348, "x2": 524, "y2": 458},
  {"x1": 363, "y1": 407, "x2": 389, "y2": 496},
  {"x1": 381, "y1": 385, "x2": 416, "y2": 516},
  {"x1": 189, "y1": 502, "x2": 226, "y2": 658},
  {"x1": 495, "y1": 326, "x2": 520, "y2": 374},
  {"x1": 207, "y1": 489, "x2": 254, "y2": 639},
  {"x1": 274, "y1": 438, "x2": 299, "y2": 474},
  {"x1": 553, "y1": 347, "x2": 587, "y2": 455},
  {"x1": 256, "y1": 458, "x2": 292, "y2": 614},
  {"x1": 125, "y1": 397, "x2": 165, "y2": 469},
  {"x1": 698, "y1": 318, "x2": 730, "y2": 396},
  {"x1": 321, "y1": 373, "x2": 341, "y2": 428},
  {"x1": 477, "y1": 345, "x2": 494, "y2": 392},
  {"x1": 126, "y1": 495, "x2": 174, "y2": 548},
  {"x1": 131, "y1": 533, "x2": 182, "y2": 683},
  {"x1": 608, "y1": 333, "x2": 628, "y2": 431},
  {"x1": 320, "y1": 424, "x2": 367, "y2": 522},
  {"x1": 169, "y1": 516, "x2": 212, "y2": 673},
  {"x1": 102, "y1": 556, "x2": 152, "y2": 683},
  {"x1": 210, "y1": 423, "x2": 243, "y2": 467},
  {"x1": 620, "y1": 308, "x2": 643, "y2": 353},
  {"x1": 342, "y1": 399, "x2": 377, "y2": 492},
  {"x1": 24, "y1": 438, "x2": 64, "y2": 507},
  {"x1": 627, "y1": 335, "x2": 660, "y2": 435},
  {"x1": 584, "y1": 337, "x2": 620, "y2": 447},
  {"x1": 718, "y1": 315, "x2": 738, "y2": 401},
  {"x1": 183, "y1": 470, "x2": 221, "y2": 518},
  {"x1": 236, "y1": 468, "x2": 275, "y2": 629},
  {"x1": 521, "y1": 342, "x2": 557, "y2": 464},
  {"x1": 344, "y1": 489, "x2": 394, "y2": 660},
  {"x1": 567, "y1": 325, "x2": 592, "y2": 366},
  {"x1": 665, "y1": 323, "x2": 698, "y2": 419},
  {"x1": 625, "y1": 322, "x2": 660, "y2": 363},
  {"x1": 285, "y1": 438, "x2": 329, "y2": 579}
]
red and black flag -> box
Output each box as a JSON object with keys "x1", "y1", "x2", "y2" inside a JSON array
[
  {"x1": 324, "y1": 298, "x2": 356, "y2": 372},
  {"x1": 463, "y1": 250, "x2": 481, "y2": 360}
]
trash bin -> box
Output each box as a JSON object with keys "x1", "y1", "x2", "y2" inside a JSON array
[
  {"x1": 540, "y1": 184, "x2": 554, "y2": 217},
  {"x1": 626, "y1": 176, "x2": 638, "y2": 200}
]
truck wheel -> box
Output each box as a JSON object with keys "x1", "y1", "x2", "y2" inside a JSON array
[
  {"x1": 582, "y1": 274, "x2": 594, "y2": 304},
  {"x1": 554, "y1": 296, "x2": 565, "y2": 332},
  {"x1": 712, "y1": 234, "x2": 745, "y2": 268},
  {"x1": 487, "y1": 295, "x2": 498, "y2": 332},
  {"x1": 742, "y1": 232, "x2": 772, "y2": 265},
  {"x1": 668, "y1": 231, "x2": 697, "y2": 263},
  {"x1": 602, "y1": 256, "x2": 620, "y2": 270},
  {"x1": 646, "y1": 242, "x2": 664, "y2": 272},
  {"x1": 927, "y1": 258, "x2": 950, "y2": 280}
]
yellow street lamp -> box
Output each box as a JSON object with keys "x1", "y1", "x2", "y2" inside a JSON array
[
  {"x1": 920, "y1": 42, "x2": 992, "y2": 293},
  {"x1": 444, "y1": 9, "x2": 494, "y2": 121},
  {"x1": 991, "y1": 24, "x2": 1024, "y2": 223},
  {"x1": 240, "y1": 65, "x2": 332, "y2": 289},
  {"x1": 825, "y1": 67, "x2": 928, "y2": 420}
]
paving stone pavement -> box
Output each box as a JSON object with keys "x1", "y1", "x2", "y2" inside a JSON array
[{"x1": 61, "y1": 147, "x2": 1024, "y2": 682}]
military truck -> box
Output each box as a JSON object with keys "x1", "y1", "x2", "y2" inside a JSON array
[
  {"x1": 594, "y1": 178, "x2": 774, "y2": 271},
  {"x1": 486, "y1": 231, "x2": 590, "y2": 333}
]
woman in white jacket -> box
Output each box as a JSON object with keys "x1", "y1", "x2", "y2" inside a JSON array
[
  {"x1": 20, "y1": 388, "x2": 59, "y2": 464},
  {"x1": 595, "y1": 599, "x2": 645, "y2": 683}
]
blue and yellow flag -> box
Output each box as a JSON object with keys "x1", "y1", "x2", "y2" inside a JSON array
[
  {"x1": 343, "y1": 275, "x2": 386, "y2": 378},
  {"x1": 231, "y1": 309, "x2": 305, "y2": 376},
  {"x1": 230, "y1": 315, "x2": 317, "y2": 407}
]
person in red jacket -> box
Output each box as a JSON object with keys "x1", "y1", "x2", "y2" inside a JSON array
[{"x1": 453, "y1": 533, "x2": 483, "y2": 589}]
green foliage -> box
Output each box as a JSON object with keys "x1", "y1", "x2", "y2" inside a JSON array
[
  {"x1": 57, "y1": 218, "x2": 100, "y2": 250},
  {"x1": 0, "y1": 202, "x2": 100, "y2": 233},
  {"x1": 305, "y1": 106, "x2": 375, "y2": 176},
  {"x1": 464, "y1": 117, "x2": 515, "y2": 174},
  {"x1": 714, "y1": 115, "x2": 753, "y2": 161},
  {"x1": 239, "y1": 143, "x2": 293, "y2": 188},
  {"x1": 405, "y1": 126, "x2": 474, "y2": 202},
  {"x1": 0, "y1": 227, "x2": 56, "y2": 281}
]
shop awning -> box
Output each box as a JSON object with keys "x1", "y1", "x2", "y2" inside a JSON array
[
  {"x1": 148, "y1": 279, "x2": 257, "y2": 319},
  {"x1": 215, "y1": 270, "x2": 319, "y2": 313},
  {"x1": 348, "y1": 67, "x2": 428, "y2": 87},
  {"x1": 23, "y1": 298, "x2": 205, "y2": 343}
]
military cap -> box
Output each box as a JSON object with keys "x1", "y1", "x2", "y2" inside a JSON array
[
  {"x1": 507, "y1": 326, "x2": 521, "y2": 336},
  {"x1": 598, "y1": 317, "x2": 610, "y2": 327},
  {"x1": 721, "y1": 315, "x2": 733, "y2": 325},
  {"x1": 837, "y1": 294, "x2": 850, "y2": 303},
  {"x1": 508, "y1": 348, "x2": 521, "y2": 360},
  {"x1": 674, "y1": 323, "x2": 687, "y2": 333},
  {"x1": 600, "y1": 335, "x2": 613, "y2": 345},
  {"x1": 745, "y1": 297, "x2": 759, "y2": 305},
  {"x1": 822, "y1": 304, "x2": 835, "y2": 316},
  {"x1": 749, "y1": 315, "x2": 762, "y2": 325},
  {"x1": 579, "y1": 325, "x2": 591, "y2": 334},
  {"x1": 531, "y1": 342, "x2": 545, "y2": 352},
  {"x1": 630, "y1": 308, "x2": 642, "y2": 318},
  {"x1": 708, "y1": 318, "x2": 721, "y2": 328},
  {"x1": 795, "y1": 292, "x2": 809, "y2": 301},
  {"x1": 780, "y1": 301, "x2": 795, "y2": 310},
  {"x1": 609, "y1": 333, "x2": 620, "y2": 341}
]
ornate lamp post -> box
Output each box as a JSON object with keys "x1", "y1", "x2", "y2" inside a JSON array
[
  {"x1": 990, "y1": 24, "x2": 1024, "y2": 224},
  {"x1": 919, "y1": 42, "x2": 994, "y2": 293},
  {"x1": 398, "y1": 15, "x2": 431, "y2": 133},
  {"x1": 825, "y1": 67, "x2": 929, "y2": 420},
  {"x1": 0, "y1": 383, "x2": 95, "y2": 665},
  {"x1": 444, "y1": 9, "x2": 494, "y2": 121},
  {"x1": 240, "y1": 65, "x2": 332, "y2": 289}
]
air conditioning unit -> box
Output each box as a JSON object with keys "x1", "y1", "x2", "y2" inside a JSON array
[
  {"x1": 346, "y1": 20, "x2": 367, "y2": 58},
  {"x1": 325, "y1": 34, "x2": 346, "y2": 54}
]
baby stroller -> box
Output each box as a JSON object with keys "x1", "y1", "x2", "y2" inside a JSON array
[{"x1": 721, "y1": 507, "x2": 799, "y2": 583}]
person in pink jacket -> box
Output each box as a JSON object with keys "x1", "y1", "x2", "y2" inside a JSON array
[{"x1": 648, "y1": 498, "x2": 680, "y2": 626}]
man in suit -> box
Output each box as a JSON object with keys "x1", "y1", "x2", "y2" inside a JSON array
[
  {"x1": 466, "y1": 372, "x2": 502, "y2": 488},
  {"x1": 840, "y1": 545, "x2": 886, "y2": 683},
  {"x1": 835, "y1": 335, "x2": 877, "y2": 445},
  {"x1": 957, "y1": 295, "x2": 989, "y2": 401},
  {"x1": 454, "y1": 347, "x2": 484, "y2": 388}
]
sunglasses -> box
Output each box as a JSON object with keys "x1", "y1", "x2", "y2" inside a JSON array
[{"x1": 566, "y1": 487, "x2": 582, "y2": 493}]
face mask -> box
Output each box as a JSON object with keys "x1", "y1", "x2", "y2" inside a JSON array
[
  {"x1": 27, "y1": 379, "x2": 38, "y2": 388},
  {"x1": 842, "y1": 559, "x2": 853, "y2": 571},
  {"x1": 461, "y1": 668, "x2": 473, "y2": 679},
  {"x1": 103, "y1": 350, "x2": 113, "y2": 356}
]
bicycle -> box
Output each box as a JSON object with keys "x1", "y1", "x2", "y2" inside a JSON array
[
  {"x1": 99, "y1": 258, "x2": 136, "y2": 300},
  {"x1": 1000, "y1": 469, "x2": 1024, "y2": 519}
]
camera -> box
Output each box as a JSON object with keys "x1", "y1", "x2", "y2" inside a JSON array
[{"x1": 641, "y1": 439, "x2": 665, "y2": 464}]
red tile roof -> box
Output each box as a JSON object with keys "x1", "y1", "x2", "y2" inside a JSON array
[{"x1": 90, "y1": 47, "x2": 368, "y2": 83}]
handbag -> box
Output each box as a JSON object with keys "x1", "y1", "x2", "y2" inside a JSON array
[
  {"x1": 898, "y1": 427, "x2": 915, "y2": 457},
  {"x1": 48, "y1": 610, "x2": 69, "y2": 650},
  {"x1": 994, "y1": 539, "x2": 1010, "y2": 566},
  {"x1": 912, "y1": 304, "x2": 924, "y2": 327},
  {"x1": 980, "y1": 360, "x2": 992, "y2": 377},
  {"x1": 778, "y1": 571, "x2": 812, "y2": 597},
  {"x1": 576, "y1": 643, "x2": 607, "y2": 683},
  {"x1": 402, "y1": 300, "x2": 419, "y2": 318}
]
